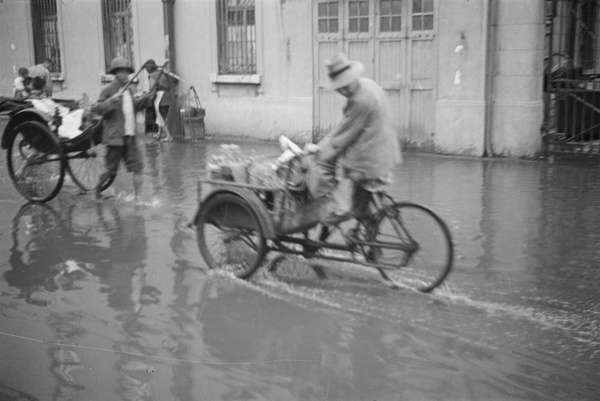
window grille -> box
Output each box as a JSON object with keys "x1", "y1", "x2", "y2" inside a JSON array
[
  {"x1": 101, "y1": 0, "x2": 134, "y2": 73},
  {"x1": 380, "y1": 0, "x2": 402, "y2": 32},
  {"x1": 318, "y1": 1, "x2": 339, "y2": 33},
  {"x1": 348, "y1": 0, "x2": 369, "y2": 33},
  {"x1": 411, "y1": 0, "x2": 434, "y2": 31},
  {"x1": 217, "y1": 0, "x2": 256, "y2": 74},
  {"x1": 30, "y1": 0, "x2": 61, "y2": 74}
]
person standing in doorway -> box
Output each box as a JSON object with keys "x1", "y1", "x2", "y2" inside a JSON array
[
  {"x1": 29, "y1": 59, "x2": 53, "y2": 98},
  {"x1": 92, "y1": 57, "x2": 155, "y2": 200},
  {"x1": 13, "y1": 68, "x2": 30, "y2": 98}
]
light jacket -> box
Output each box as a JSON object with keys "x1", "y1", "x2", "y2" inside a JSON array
[
  {"x1": 93, "y1": 80, "x2": 153, "y2": 146},
  {"x1": 318, "y1": 77, "x2": 402, "y2": 183}
]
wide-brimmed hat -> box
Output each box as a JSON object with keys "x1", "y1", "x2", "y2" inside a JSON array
[
  {"x1": 109, "y1": 57, "x2": 134, "y2": 74},
  {"x1": 325, "y1": 53, "x2": 364, "y2": 90}
]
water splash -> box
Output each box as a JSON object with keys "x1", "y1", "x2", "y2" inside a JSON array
[{"x1": 114, "y1": 192, "x2": 163, "y2": 207}]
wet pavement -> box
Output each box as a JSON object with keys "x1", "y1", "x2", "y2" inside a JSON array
[{"x1": 0, "y1": 121, "x2": 599, "y2": 400}]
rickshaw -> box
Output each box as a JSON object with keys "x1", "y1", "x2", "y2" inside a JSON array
[
  {"x1": 191, "y1": 142, "x2": 454, "y2": 292},
  {"x1": 0, "y1": 96, "x2": 110, "y2": 202}
]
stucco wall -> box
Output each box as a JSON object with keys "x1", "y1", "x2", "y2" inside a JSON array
[
  {"x1": 58, "y1": 1, "x2": 103, "y2": 99},
  {"x1": 173, "y1": 0, "x2": 314, "y2": 141},
  {"x1": 435, "y1": 0, "x2": 488, "y2": 156},
  {"x1": 0, "y1": 0, "x2": 166, "y2": 101},
  {"x1": 491, "y1": 0, "x2": 544, "y2": 157},
  {"x1": 436, "y1": 0, "x2": 545, "y2": 158},
  {"x1": 0, "y1": 1, "x2": 33, "y2": 96},
  {"x1": 0, "y1": 0, "x2": 546, "y2": 155}
]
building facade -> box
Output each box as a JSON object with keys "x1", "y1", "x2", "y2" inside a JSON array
[{"x1": 0, "y1": 0, "x2": 548, "y2": 157}]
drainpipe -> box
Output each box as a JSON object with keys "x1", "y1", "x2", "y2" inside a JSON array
[
  {"x1": 162, "y1": 0, "x2": 176, "y2": 72},
  {"x1": 483, "y1": 0, "x2": 496, "y2": 157},
  {"x1": 163, "y1": 0, "x2": 182, "y2": 137}
]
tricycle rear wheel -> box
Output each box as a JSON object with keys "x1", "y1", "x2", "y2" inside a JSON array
[
  {"x1": 7, "y1": 121, "x2": 65, "y2": 202},
  {"x1": 196, "y1": 193, "x2": 267, "y2": 278}
]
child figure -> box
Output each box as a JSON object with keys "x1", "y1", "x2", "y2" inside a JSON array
[{"x1": 13, "y1": 68, "x2": 30, "y2": 99}]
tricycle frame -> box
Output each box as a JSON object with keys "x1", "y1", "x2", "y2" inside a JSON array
[{"x1": 193, "y1": 155, "x2": 454, "y2": 292}]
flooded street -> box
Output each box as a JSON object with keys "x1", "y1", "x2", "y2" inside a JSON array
[{"x1": 0, "y1": 133, "x2": 599, "y2": 400}]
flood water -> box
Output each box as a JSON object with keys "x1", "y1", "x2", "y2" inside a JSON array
[{"x1": 0, "y1": 135, "x2": 599, "y2": 400}]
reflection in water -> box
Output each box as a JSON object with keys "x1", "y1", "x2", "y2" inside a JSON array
[
  {"x1": 2, "y1": 143, "x2": 600, "y2": 400},
  {"x1": 3, "y1": 200, "x2": 163, "y2": 400},
  {"x1": 5, "y1": 203, "x2": 95, "y2": 398},
  {"x1": 6, "y1": 203, "x2": 69, "y2": 305},
  {"x1": 94, "y1": 204, "x2": 158, "y2": 401}
]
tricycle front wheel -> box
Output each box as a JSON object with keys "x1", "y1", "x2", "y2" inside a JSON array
[
  {"x1": 196, "y1": 193, "x2": 267, "y2": 278},
  {"x1": 371, "y1": 202, "x2": 453, "y2": 292}
]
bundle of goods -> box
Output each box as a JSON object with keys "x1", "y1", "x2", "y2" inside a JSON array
[
  {"x1": 207, "y1": 144, "x2": 251, "y2": 182},
  {"x1": 206, "y1": 138, "x2": 305, "y2": 189}
]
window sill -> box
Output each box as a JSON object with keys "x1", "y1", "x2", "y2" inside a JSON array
[{"x1": 210, "y1": 73, "x2": 261, "y2": 85}]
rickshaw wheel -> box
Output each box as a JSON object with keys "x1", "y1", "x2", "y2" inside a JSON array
[
  {"x1": 67, "y1": 143, "x2": 114, "y2": 192},
  {"x1": 196, "y1": 193, "x2": 267, "y2": 278},
  {"x1": 7, "y1": 121, "x2": 65, "y2": 202}
]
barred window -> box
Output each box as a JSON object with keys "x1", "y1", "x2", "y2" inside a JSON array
[
  {"x1": 217, "y1": 0, "x2": 256, "y2": 74},
  {"x1": 380, "y1": 0, "x2": 402, "y2": 32},
  {"x1": 101, "y1": 0, "x2": 134, "y2": 73},
  {"x1": 412, "y1": 0, "x2": 434, "y2": 31},
  {"x1": 30, "y1": 0, "x2": 61, "y2": 74}
]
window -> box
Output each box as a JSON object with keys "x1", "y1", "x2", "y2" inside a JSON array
[
  {"x1": 318, "y1": 1, "x2": 339, "y2": 33},
  {"x1": 217, "y1": 0, "x2": 256, "y2": 74},
  {"x1": 412, "y1": 0, "x2": 434, "y2": 31},
  {"x1": 348, "y1": 0, "x2": 369, "y2": 33},
  {"x1": 101, "y1": 0, "x2": 134, "y2": 73},
  {"x1": 380, "y1": 0, "x2": 402, "y2": 32},
  {"x1": 30, "y1": 0, "x2": 61, "y2": 74}
]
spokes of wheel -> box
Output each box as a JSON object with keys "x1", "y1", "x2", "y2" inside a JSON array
[
  {"x1": 67, "y1": 143, "x2": 108, "y2": 192},
  {"x1": 7, "y1": 121, "x2": 65, "y2": 202},
  {"x1": 373, "y1": 202, "x2": 453, "y2": 292},
  {"x1": 196, "y1": 193, "x2": 267, "y2": 278}
]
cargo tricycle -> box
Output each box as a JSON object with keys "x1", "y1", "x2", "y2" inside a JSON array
[{"x1": 191, "y1": 142, "x2": 454, "y2": 292}]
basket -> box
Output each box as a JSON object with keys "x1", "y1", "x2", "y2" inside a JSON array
[
  {"x1": 180, "y1": 86, "x2": 205, "y2": 140},
  {"x1": 230, "y1": 160, "x2": 251, "y2": 183}
]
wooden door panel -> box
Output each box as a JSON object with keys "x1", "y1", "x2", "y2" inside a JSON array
[
  {"x1": 316, "y1": 40, "x2": 345, "y2": 137},
  {"x1": 346, "y1": 40, "x2": 373, "y2": 78},
  {"x1": 386, "y1": 89, "x2": 405, "y2": 135},
  {"x1": 410, "y1": 90, "x2": 434, "y2": 142},
  {"x1": 377, "y1": 39, "x2": 404, "y2": 86},
  {"x1": 313, "y1": 0, "x2": 437, "y2": 145}
]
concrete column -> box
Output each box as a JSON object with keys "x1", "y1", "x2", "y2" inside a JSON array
[
  {"x1": 490, "y1": 0, "x2": 545, "y2": 157},
  {"x1": 435, "y1": 0, "x2": 488, "y2": 156}
]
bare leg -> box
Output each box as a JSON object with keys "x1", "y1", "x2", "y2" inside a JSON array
[
  {"x1": 133, "y1": 172, "x2": 143, "y2": 200},
  {"x1": 161, "y1": 124, "x2": 174, "y2": 142},
  {"x1": 95, "y1": 171, "x2": 114, "y2": 199}
]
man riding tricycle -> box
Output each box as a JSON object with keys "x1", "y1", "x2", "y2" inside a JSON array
[{"x1": 191, "y1": 54, "x2": 453, "y2": 292}]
